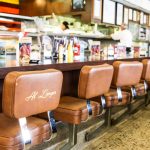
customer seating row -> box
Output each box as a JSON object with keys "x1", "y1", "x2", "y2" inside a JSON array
[{"x1": 0, "y1": 59, "x2": 149, "y2": 150}]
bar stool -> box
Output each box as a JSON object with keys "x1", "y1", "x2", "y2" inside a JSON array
[
  {"x1": 0, "y1": 69, "x2": 63, "y2": 150},
  {"x1": 142, "y1": 59, "x2": 150, "y2": 105},
  {"x1": 111, "y1": 61, "x2": 145, "y2": 116},
  {"x1": 53, "y1": 64, "x2": 114, "y2": 150}
]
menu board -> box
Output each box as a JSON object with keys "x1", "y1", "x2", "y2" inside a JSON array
[
  {"x1": 137, "y1": 11, "x2": 140, "y2": 22},
  {"x1": 116, "y1": 3, "x2": 123, "y2": 25},
  {"x1": 129, "y1": 9, "x2": 133, "y2": 20},
  {"x1": 144, "y1": 14, "x2": 147, "y2": 24},
  {"x1": 133, "y1": 10, "x2": 137, "y2": 21},
  {"x1": 102, "y1": 0, "x2": 116, "y2": 24},
  {"x1": 140, "y1": 12, "x2": 144, "y2": 24},
  {"x1": 124, "y1": 8, "x2": 129, "y2": 24},
  {"x1": 93, "y1": 0, "x2": 101, "y2": 20}
]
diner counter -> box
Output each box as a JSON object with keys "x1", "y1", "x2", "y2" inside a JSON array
[
  {"x1": 0, "y1": 56, "x2": 150, "y2": 79},
  {"x1": 0, "y1": 56, "x2": 149, "y2": 112}
]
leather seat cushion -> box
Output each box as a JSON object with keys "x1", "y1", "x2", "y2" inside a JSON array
[
  {"x1": 0, "y1": 114, "x2": 50, "y2": 150},
  {"x1": 142, "y1": 59, "x2": 150, "y2": 81},
  {"x1": 3, "y1": 69, "x2": 63, "y2": 118},
  {"x1": 112, "y1": 61, "x2": 143, "y2": 87},
  {"x1": 104, "y1": 89, "x2": 130, "y2": 107},
  {"x1": 53, "y1": 96, "x2": 100, "y2": 124},
  {"x1": 122, "y1": 83, "x2": 146, "y2": 97}
]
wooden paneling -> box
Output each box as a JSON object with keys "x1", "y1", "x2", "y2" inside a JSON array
[
  {"x1": 46, "y1": 0, "x2": 71, "y2": 15},
  {"x1": 20, "y1": 0, "x2": 47, "y2": 16},
  {"x1": 20, "y1": 0, "x2": 71, "y2": 16},
  {"x1": 19, "y1": 0, "x2": 92, "y2": 23}
]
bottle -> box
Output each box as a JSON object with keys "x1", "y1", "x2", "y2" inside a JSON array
[
  {"x1": 67, "y1": 40, "x2": 73, "y2": 62},
  {"x1": 107, "y1": 44, "x2": 114, "y2": 59},
  {"x1": 58, "y1": 40, "x2": 64, "y2": 60}
]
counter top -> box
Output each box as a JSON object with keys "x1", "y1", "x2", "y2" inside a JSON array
[{"x1": 0, "y1": 56, "x2": 149, "y2": 79}]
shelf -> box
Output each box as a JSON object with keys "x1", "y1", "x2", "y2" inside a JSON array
[
  {"x1": 133, "y1": 39, "x2": 150, "y2": 43},
  {"x1": 41, "y1": 32, "x2": 112, "y2": 39},
  {"x1": 1, "y1": 30, "x2": 149, "y2": 43},
  {"x1": 0, "y1": 30, "x2": 111, "y2": 39},
  {"x1": 0, "y1": 13, "x2": 34, "y2": 21},
  {"x1": 0, "y1": 31, "x2": 19, "y2": 36},
  {"x1": 0, "y1": 31, "x2": 39, "y2": 37}
]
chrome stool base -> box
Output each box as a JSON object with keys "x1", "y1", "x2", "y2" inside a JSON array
[{"x1": 60, "y1": 124, "x2": 78, "y2": 150}]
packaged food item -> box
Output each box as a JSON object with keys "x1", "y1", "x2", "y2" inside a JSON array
[
  {"x1": 91, "y1": 41, "x2": 101, "y2": 57},
  {"x1": 18, "y1": 37, "x2": 32, "y2": 64},
  {"x1": 88, "y1": 40, "x2": 101, "y2": 59},
  {"x1": 73, "y1": 42, "x2": 80, "y2": 61},
  {"x1": 42, "y1": 35, "x2": 52, "y2": 59},
  {"x1": 30, "y1": 44, "x2": 41, "y2": 62},
  {"x1": 107, "y1": 44, "x2": 114, "y2": 59},
  {"x1": 133, "y1": 46, "x2": 140, "y2": 58},
  {"x1": 117, "y1": 45, "x2": 126, "y2": 58}
]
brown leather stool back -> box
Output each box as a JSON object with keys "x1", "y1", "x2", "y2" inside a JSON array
[
  {"x1": 142, "y1": 59, "x2": 150, "y2": 81},
  {"x1": 3, "y1": 69, "x2": 63, "y2": 118},
  {"x1": 112, "y1": 61, "x2": 143, "y2": 87},
  {"x1": 78, "y1": 64, "x2": 114, "y2": 99}
]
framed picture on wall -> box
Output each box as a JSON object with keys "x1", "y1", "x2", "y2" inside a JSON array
[
  {"x1": 72, "y1": 0, "x2": 85, "y2": 11},
  {"x1": 116, "y1": 3, "x2": 123, "y2": 25}
]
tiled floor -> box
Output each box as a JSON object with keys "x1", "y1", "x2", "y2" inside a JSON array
[
  {"x1": 31, "y1": 103, "x2": 150, "y2": 150},
  {"x1": 83, "y1": 105, "x2": 150, "y2": 150}
]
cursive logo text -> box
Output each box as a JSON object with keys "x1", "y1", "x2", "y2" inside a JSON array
[{"x1": 25, "y1": 89, "x2": 56, "y2": 101}]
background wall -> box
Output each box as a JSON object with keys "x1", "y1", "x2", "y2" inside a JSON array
[{"x1": 19, "y1": 0, "x2": 92, "y2": 23}]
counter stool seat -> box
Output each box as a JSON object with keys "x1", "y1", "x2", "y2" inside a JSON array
[
  {"x1": 122, "y1": 83, "x2": 146, "y2": 97},
  {"x1": 1, "y1": 69, "x2": 63, "y2": 149},
  {"x1": 0, "y1": 114, "x2": 50, "y2": 150},
  {"x1": 104, "y1": 89, "x2": 130, "y2": 107},
  {"x1": 103, "y1": 61, "x2": 144, "y2": 127},
  {"x1": 54, "y1": 96, "x2": 100, "y2": 124},
  {"x1": 52, "y1": 64, "x2": 114, "y2": 149}
]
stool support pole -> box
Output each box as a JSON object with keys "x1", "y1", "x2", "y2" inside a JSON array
[
  {"x1": 105, "y1": 107, "x2": 111, "y2": 128},
  {"x1": 60, "y1": 124, "x2": 78, "y2": 150},
  {"x1": 85, "y1": 120, "x2": 106, "y2": 142},
  {"x1": 145, "y1": 91, "x2": 150, "y2": 106},
  {"x1": 19, "y1": 118, "x2": 31, "y2": 150}
]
